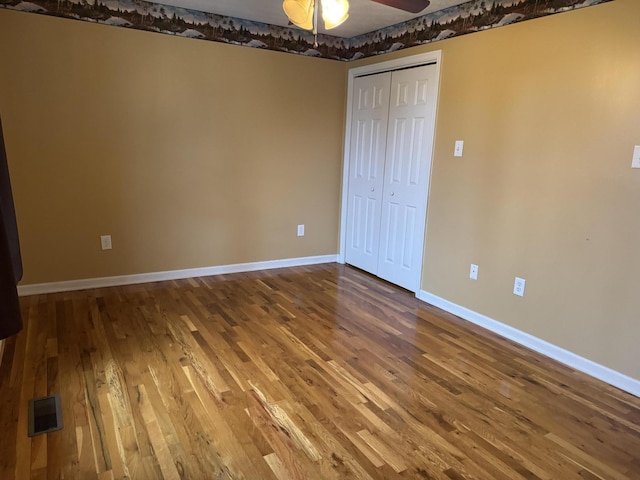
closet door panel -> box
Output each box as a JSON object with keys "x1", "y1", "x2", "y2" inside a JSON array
[
  {"x1": 378, "y1": 65, "x2": 437, "y2": 291},
  {"x1": 345, "y1": 72, "x2": 392, "y2": 274}
]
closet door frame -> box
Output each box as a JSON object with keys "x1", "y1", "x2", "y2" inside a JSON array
[{"x1": 339, "y1": 50, "x2": 442, "y2": 294}]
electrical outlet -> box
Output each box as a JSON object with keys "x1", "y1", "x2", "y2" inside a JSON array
[
  {"x1": 469, "y1": 264, "x2": 478, "y2": 280},
  {"x1": 632, "y1": 146, "x2": 640, "y2": 169},
  {"x1": 297, "y1": 224, "x2": 305, "y2": 237},
  {"x1": 454, "y1": 140, "x2": 464, "y2": 157},
  {"x1": 513, "y1": 277, "x2": 526, "y2": 297},
  {"x1": 100, "y1": 235, "x2": 112, "y2": 250}
]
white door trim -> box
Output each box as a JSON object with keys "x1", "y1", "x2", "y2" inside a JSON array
[{"x1": 339, "y1": 50, "x2": 442, "y2": 293}]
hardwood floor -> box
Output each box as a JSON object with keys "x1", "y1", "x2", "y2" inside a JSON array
[{"x1": 1, "y1": 263, "x2": 639, "y2": 479}]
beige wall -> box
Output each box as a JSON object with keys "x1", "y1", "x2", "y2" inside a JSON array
[
  {"x1": 2, "y1": 0, "x2": 639, "y2": 382},
  {"x1": 0, "y1": 10, "x2": 347, "y2": 284},
  {"x1": 354, "y1": 0, "x2": 640, "y2": 380}
]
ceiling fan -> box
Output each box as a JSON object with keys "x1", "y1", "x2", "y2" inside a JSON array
[
  {"x1": 369, "y1": 0, "x2": 431, "y2": 14},
  {"x1": 283, "y1": 0, "x2": 431, "y2": 32}
]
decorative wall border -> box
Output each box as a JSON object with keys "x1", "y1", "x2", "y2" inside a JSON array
[
  {"x1": 349, "y1": 0, "x2": 613, "y2": 60},
  {"x1": 0, "y1": 0, "x2": 613, "y2": 61}
]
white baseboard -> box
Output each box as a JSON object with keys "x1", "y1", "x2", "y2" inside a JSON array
[
  {"x1": 17, "y1": 254, "x2": 338, "y2": 296},
  {"x1": 417, "y1": 290, "x2": 640, "y2": 398}
]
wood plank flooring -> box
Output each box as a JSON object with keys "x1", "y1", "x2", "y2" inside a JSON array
[{"x1": 1, "y1": 263, "x2": 639, "y2": 479}]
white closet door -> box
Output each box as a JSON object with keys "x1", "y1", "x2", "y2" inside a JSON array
[
  {"x1": 344, "y1": 72, "x2": 392, "y2": 274},
  {"x1": 377, "y1": 64, "x2": 438, "y2": 291}
]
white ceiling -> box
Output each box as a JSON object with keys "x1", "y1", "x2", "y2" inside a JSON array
[{"x1": 153, "y1": 0, "x2": 470, "y2": 38}]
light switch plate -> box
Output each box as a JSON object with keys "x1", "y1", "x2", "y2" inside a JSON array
[
  {"x1": 454, "y1": 140, "x2": 464, "y2": 157},
  {"x1": 469, "y1": 264, "x2": 478, "y2": 280},
  {"x1": 632, "y1": 146, "x2": 640, "y2": 169},
  {"x1": 297, "y1": 224, "x2": 305, "y2": 237}
]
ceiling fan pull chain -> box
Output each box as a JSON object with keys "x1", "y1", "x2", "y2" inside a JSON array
[{"x1": 313, "y1": 0, "x2": 319, "y2": 47}]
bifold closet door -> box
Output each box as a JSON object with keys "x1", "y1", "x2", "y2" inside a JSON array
[
  {"x1": 377, "y1": 64, "x2": 438, "y2": 291},
  {"x1": 345, "y1": 63, "x2": 437, "y2": 292},
  {"x1": 344, "y1": 72, "x2": 391, "y2": 274}
]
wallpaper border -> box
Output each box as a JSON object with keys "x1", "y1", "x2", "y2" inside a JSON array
[{"x1": 0, "y1": 0, "x2": 614, "y2": 61}]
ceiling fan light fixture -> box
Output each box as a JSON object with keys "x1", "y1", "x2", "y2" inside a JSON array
[
  {"x1": 283, "y1": 0, "x2": 315, "y2": 30},
  {"x1": 321, "y1": 0, "x2": 349, "y2": 30}
]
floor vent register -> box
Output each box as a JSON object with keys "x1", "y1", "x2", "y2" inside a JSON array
[{"x1": 28, "y1": 394, "x2": 63, "y2": 437}]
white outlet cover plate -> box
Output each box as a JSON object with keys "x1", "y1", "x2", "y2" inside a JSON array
[
  {"x1": 100, "y1": 235, "x2": 112, "y2": 250},
  {"x1": 632, "y1": 145, "x2": 640, "y2": 168},
  {"x1": 513, "y1": 277, "x2": 526, "y2": 297},
  {"x1": 297, "y1": 225, "x2": 305, "y2": 236}
]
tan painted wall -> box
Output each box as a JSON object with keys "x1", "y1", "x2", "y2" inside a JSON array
[
  {"x1": 2, "y1": 1, "x2": 639, "y2": 382},
  {"x1": 0, "y1": 10, "x2": 347, "y2": 284},
  {"x1": 353, "y1": 0, "x2": 640, "y2": 380}
]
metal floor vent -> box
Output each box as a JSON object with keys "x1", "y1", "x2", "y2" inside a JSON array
[{"x1": 28, "y1": 394, "x2": 63, "y2": 437}]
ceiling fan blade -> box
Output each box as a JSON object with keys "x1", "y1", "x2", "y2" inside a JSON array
[{"x1": 369, "y1": 0, "x2": 430, "y2": 14}]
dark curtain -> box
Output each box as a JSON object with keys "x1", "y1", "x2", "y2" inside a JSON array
[{"x1": 0, "y1": 115, "x2": 23, "y2": 339}]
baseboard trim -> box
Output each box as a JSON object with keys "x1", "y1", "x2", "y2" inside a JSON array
[
  {"x1": 18, "y1": 254, "x2": 338, "y2": 296},
  {"x1": 416, "y1": 290, "x2": 640, "y2": 398}
]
